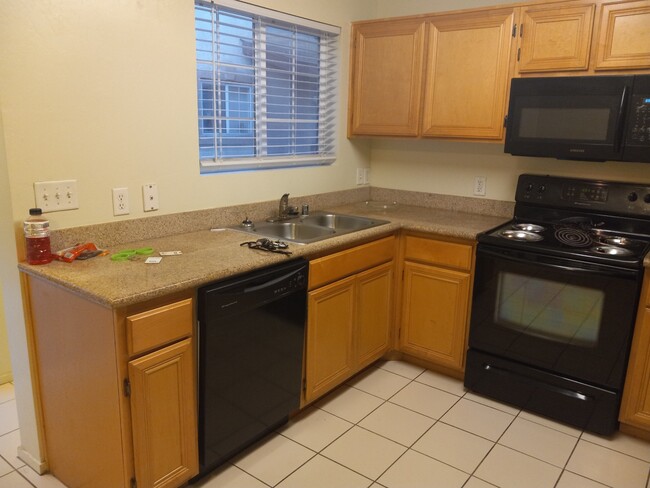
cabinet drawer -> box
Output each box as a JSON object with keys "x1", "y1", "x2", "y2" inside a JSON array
[
  {"x1": 404, "y1": 235, "x2": 473, "y2": 271},
  {"x1": 127, "y1": 298, "x2": 193, "y2": 357},
  {"x1": 309, "y1": 236, "x2": 395, "y2": 289}
]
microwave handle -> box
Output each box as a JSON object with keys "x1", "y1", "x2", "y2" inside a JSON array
[{"x1": 614, "y1": 85, "x2": 629, "y2": 152}]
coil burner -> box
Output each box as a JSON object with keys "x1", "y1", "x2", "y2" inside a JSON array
[{"x1": 555, "y1": 227, "x2": 593, "y2": 248}]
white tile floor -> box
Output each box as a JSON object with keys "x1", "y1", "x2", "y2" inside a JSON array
[{"x1": 2, "y1": 360, "x2": 650, "y2": 488}]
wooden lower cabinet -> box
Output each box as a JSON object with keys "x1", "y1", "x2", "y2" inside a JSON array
[
  {"x1": 620, "y1": 275, "x2": 650, "y2": 436},
  {"x1": 304, "y1": 239, "x2": 395, "y2": 404},
  {"x1": 400, "y1": 262, "x2": 470, "y2": 372},
  {"x1": 305, "y1": 276, "x2": 356, "y2": 402},
  {"x1": 128, "y1": 338, "x2": 198, "y2": 488},
  {"x1": 24, "y1": 274, "x2": 198, "y2": 488},
  {"x1": 398, "y1": 234, "x2": 474, "y2": 374},
  {"x1": 357, "y1": 264, "x2": 394, "y2": 370}
]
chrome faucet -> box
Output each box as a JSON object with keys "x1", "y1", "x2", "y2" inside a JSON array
[{"x1": 279, "y1": 193, "x2": 290, "y2": 219}]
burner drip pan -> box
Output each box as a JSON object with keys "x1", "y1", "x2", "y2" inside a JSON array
[
  {"x1": 513, "y1": 223, "x2": 545, "y2": 233},
  {"x1": 600, "y1": 236, "x2": 634, "y2": 247},
  {"x1": 590, "y1": 245, "x2": 634, "y2": 257},
  {"x1": 500, "y1": 230, "x2": 543, "y2": 242}
]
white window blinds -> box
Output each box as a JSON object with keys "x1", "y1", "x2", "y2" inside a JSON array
[{"x1": 195, "y1": 0, "x2": 340, "y2": 173}]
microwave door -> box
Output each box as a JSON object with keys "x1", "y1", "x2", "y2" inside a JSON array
[{"x1": 505, "y1": 76, "x2": 634, "y2": 161}]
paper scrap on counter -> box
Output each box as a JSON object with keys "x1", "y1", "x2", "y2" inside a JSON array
[
  {"x1": 160, "y1": 251, "x2": 182, "y2": 256},
  {"x1": 145, "y1": 257, "x2": 163, "y2": 264}
]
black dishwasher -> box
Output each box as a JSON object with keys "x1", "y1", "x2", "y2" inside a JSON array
[{"x1": 195, "y1": 258, "x2": 308, "y2": 479}]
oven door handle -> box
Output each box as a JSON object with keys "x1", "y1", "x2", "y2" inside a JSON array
[{"x1": 477, "y1": 245, "x2": 640, "y2": 279}]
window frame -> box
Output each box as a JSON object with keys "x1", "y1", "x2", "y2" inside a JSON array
[{"x1": 195, "y1": 0, "x2": 340, "y2": 174}]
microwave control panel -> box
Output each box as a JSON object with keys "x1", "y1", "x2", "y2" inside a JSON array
[{"x1": 628, "y1": 95, "x2": 650, "y2": 145}]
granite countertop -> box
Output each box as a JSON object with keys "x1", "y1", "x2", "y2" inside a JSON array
[{"x1": 18, "y1": 203, "x2": 510, "y2": 308}]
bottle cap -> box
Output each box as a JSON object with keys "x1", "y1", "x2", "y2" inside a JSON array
[{"x1": 29, "y1": 208, "x2": 43, "y2": 216}]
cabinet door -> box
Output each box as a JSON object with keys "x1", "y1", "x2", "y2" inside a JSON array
[
  {"x1": 400, "y1": 261, "x2": 470, "y2": 372},
  {"x1": 620, "y1": 308, "x2": 650, "y2": 429},
  {"x1": 594, "y1": 0, "x2": 650, "y2": 70},
  {"x1": 517, "y1": 4, "x2": 595, "y2": 73},
  {"x1": 128, "y1": 338, "x2": 198, "y2": 488},
  {"x1": 356, "y1": 262, "x2": 394, "y2": 370},
  {"x1": 421, "y1": 9, "x2": 515, "y2": 140},
  {"x1": 305, "y1": 276, "x2": 356, "y2": 403},
  {"x1": 349, "y1": 19, "x2": 426, "y2": 136}
]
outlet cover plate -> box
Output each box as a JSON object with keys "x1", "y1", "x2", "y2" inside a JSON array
[
  {"x1": 142, "y1": 183, "x2": 159, "y2": 212},
  {"x1": 34, "y1": 180, "x2": 79, "y2": 212},
  {"x1": 112, "y1": 187, "x2": 130, "y2": 216},
  {"x1": 474, "y1": 176, "x2": 487, "y2": 196}
]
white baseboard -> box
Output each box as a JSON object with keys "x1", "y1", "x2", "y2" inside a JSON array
[{"x1": 17, "y1": 446, "x2": 47, "y2": 475}]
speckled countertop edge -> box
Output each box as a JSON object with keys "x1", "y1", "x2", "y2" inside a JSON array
[{"x1": 19, "y1": 203, "x2": 511, "y2": 309}]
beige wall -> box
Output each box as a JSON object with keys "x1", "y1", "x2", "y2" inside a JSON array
[
  {"x1": 0, "y1": 0, "x2": 375, "y2": 471},
  {"x1": 0, "y1": 0, "x2": 375, "y2": 231},
  {"x1": 0, "y1": 288, "x2": 12, "y2": 385},
  {"x1": 370, "y1": 0, "x2": 650, "y2": 200}
]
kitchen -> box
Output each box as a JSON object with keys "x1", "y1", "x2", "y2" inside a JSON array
[{"x1": 2, "y1": 0, "x2": 650, "y2": 487}]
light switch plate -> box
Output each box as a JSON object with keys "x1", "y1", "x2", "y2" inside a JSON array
[{"x1": 34, "y1": 180, "x2": 79, "y2": 212}]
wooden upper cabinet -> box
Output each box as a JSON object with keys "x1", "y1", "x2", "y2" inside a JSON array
[
  {"x1": 348, "y1": 19, "x2": 426, "y2": 136},
  {"x1": 594, "y1": 0, "x2": 650, "y2": 70},
  {"x1": 421, "y1": 9, "x2": 516, "y2": 140},
  {"x1": 517, "y1": 4, "x2": 595, "y2": 73}
]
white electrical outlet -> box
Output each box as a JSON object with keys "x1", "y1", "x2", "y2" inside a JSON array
[
  {"x1": 112, "y1": 187, "x2": 130, "y2": 216},
  {"x1": 34, "y1": 180, "x2": 79, "y2": 212},
  {"x1": 142, "y1": 183, "x2": 159, "y2": 212},
  {"x1": 362, "y1": 168, "x2": 370, "y2": 185},
  {"x1": 474, "y1": 176, "x2": 487, "y2": 196}
]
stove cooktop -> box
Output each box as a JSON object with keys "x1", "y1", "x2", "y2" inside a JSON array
[{"x1": 478, "y1": 174, "x2": 650, "y2": 268}]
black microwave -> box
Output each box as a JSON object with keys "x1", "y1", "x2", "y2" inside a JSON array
[{"x1": 504, "y1": 75, "x2": 650, "y2": 163}]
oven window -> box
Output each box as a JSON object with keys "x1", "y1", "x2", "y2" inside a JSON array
[{"x1": 495, "y1": 272, "x2": 603, "y2": 347}]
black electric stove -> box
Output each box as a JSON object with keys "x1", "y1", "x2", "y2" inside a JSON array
[{"x1": 465, "y1": 174, "x2": 650, "y2": 435}]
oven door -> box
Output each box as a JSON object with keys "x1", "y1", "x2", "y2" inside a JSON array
[{"x1": 469, "y1": 244, "x2": 641, "y2": 390}]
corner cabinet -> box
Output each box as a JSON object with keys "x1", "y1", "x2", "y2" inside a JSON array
[
  {"x1": 422, "y1": 8, "x2": 516, "y2": 140},
  {"x1": 399, "y1": 234, "x2": 474, "y2": 375},
  {"x1": 23, "y1": 274, "x2": 198, "y2": 488},
  {"x1": 348, "y1": 19, "x2": 426, "y2": 137},
  {"x1": 304, "y1": 236, "x2": 395, "y2": 404}
]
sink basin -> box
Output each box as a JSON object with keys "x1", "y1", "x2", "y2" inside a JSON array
[
  {"x1": 247, "y1": 221, "x2": 336, "y2": 242},
  {"x1": 300, "y1": 213, "x2": 386, "y2": 231},
  {"x1": 233, "y1": 211, "x2": 390, "y2": 244}
]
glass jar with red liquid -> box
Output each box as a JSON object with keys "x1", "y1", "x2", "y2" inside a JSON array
[{"x1": 24, "y1": 208, "x2": 52, "y2": 265}]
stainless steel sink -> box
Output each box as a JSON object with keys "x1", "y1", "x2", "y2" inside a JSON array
[
  {"x1": 248, "y1": 221, "x2": 336, "y2": 242},
  {"x1": 233, "y1": 211, "x2": 390, "y2": 244},
  {"x1": 300, "y1": 213, "x2": 386, "y2": 231}
]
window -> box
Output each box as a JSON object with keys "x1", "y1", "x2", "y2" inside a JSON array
[{"x1": 195, "y1": 0, "x2": 340, "y2": 173}]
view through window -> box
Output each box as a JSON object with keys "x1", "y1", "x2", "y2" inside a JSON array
[{"x1": 195, "y1": 1, "x2": 339, "y2": 172}]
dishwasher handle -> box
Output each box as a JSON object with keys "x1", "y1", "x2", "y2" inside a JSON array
[
  {"x1": 199, "y1": 259, "x2": 308, "y2": 319},
  {"x1": 243, "y1": 266, "x2": 304, "y2": 294}
]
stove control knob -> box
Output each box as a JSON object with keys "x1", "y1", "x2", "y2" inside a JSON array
[
  {"x1": 538, "y1": 185, "x2": 546, "y2": 193},
  {"x1": 525, "y1": 183, "x2": 534, "y2": 193},
  {"x1": 628, "y1": 192, "x2": 638, "y2": 202},
  {"x1": 644, "y1": 193, "x2": 650, "y2": 204}
]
